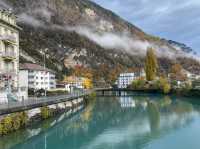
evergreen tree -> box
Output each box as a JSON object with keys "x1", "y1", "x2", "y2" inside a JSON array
[{"x1": 145, "y1": 47, "x2": 158, "y2": 81}]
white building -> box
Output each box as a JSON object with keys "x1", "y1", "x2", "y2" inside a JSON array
[
  {"x1": 184, "y1": 70, "x2": 200, "y2": 81},
  {"x1": 116, "y1": 70, "x2": 145, "y2": 89},
  {"x1": 0, "y1": 10, "x2": 23, "y2": 102},
  {"x1": 20, "y1": 63, "x2": 56, "y2": 90}
]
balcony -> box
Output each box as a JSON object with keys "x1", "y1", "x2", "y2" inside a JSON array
[
  {"x1": 0, "y1": 35, "x2": 17, "y2": 44},
  {"x1": 0, "y1": 69, "x2": 17, "y2": 76},
  {"x1": 1, "y1": 51, "x2": 16, "y2": 61}
]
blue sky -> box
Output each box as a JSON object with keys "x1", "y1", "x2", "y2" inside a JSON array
[{"x1": 92, "y1": 0, "x2": 200, "y2": 54}]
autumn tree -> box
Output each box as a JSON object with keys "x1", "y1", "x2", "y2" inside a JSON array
[
  {"x1": 170, "y1": 63, "x2": 187, "y2": 81},
  {"x1": 73, "y1": 65, "x2": 93, "y2": 80},
  {"x1": 145, "y1": 47, "x2": 158, "y2": 81},
  {"x1": 158, "y1": 77, "x2": 171, "y2": 94},
  {"x1": 83, "y1": 78, "x2": 93, "y2": 89},
  {"x1": 107, "y1": 64, "x2": 123, "y2": 85}
]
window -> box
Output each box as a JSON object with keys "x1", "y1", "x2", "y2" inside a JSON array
[
  {"x1": 28, "y1": 81, "x2": 34, "y2": 84},
  {"x1": 28, "y1": 76, "x2": 34, "y2": 79}
]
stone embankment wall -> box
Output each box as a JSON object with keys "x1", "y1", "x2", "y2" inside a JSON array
[{"x1": 0, "y1": 97, "x2": 84, "y2": 136}]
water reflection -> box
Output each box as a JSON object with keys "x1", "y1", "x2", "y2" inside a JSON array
[{"x1": 1, "y1": 94, "x2": 200, "y2": 149}]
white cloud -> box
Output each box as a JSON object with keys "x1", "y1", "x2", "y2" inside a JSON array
[
  {"x1": 64, "y1": 26, "x2": 149, "y2": 55},
  {"x1": 18, "y1": 13, "x2": 44, "y2": 27},
  {"x1": 0, "y1": 1, "x2": 11, "y2": 9}
]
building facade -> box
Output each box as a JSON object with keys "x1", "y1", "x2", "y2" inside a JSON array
[
  {"x1": 62, "y1": 76, "x2": 85, "y2": 92},
  {"x1": 0, "y1": 10, "x2": 22, "y2": 102},
  {"x1": 116, "y1": 70, "x2": 145, "y2": 89},
  {"x1": 20, "y1": 63, "x2": 56, "y2": 90}
]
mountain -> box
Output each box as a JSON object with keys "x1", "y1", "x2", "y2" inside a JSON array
[
  {"x1": 168, "y1": 40, "x2": 197, "y2": 55},
  {"x1": 1, "y1": 0, "x2": 200, "y2": 81}
]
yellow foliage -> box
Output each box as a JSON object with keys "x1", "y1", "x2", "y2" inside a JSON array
[
  {"x1": 83, "y1": 78, "x2": 93, "y2": 89},
  {"x1": 159, "y1": 77, "x2": 171, "y2": 94}
]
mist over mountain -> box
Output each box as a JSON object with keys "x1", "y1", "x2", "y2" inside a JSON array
[{"x1": 1, "y1": 0, "x2": 199, "y2": 79}]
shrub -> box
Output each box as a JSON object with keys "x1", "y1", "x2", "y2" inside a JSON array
[
  {"x1": 0, "y1": 123, "x2": 3, "y2": 136},
  {"x1": 19, "y1": 112, "x2": 28, "y2": 127},
  {"x1": 171, "y1": 80, "x2": 178, "y2": 87},
  {"x1": 159, "y1": 77, "x2": 171, "y2": 94},
  {"x1": 11, "y1": 114, "x2": 21, "y2": 131},
  {"x1": 41, "y1": 107, "x2": 52, "y2": 119},
  {"x1": 2, "y1": 116, "x2": 13, "y2": 134},
  {"x1": 0, "y1": 112, "x2": 29, "y2": 136},
  {"x1": 132, "y1": 79, "x2": 146, "y2": 89},
  {"x1": 163, "y1": 83, "x2": 171, "y2": 94}
]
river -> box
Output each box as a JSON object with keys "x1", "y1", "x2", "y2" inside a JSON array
[{"x1": 1, "y1": 93, "x2": 200, "y2": 149}]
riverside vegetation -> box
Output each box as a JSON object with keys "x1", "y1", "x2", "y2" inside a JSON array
[
  {"x1": 0, "y1": 93, "x2": 96, "y2": 137},
  {"x1": 129, "y1": 47, "x2": 171, "y2": 94},
  {"x1": 0, "y1": 112, "x2": 28, "y2": 136}
]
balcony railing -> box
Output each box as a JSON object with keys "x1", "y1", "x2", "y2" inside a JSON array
[
  {"x1": 0, "y1": 35, "x2": 17, "y2": 44},
  {"x1": 0, "y1": 69, "x2": 17, "y2": 76},
  {"x1": 1, "y1": 51, "x2": 16, "y2": 60}
]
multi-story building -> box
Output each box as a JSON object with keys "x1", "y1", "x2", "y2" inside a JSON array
[
  {"x1": 20, "y1": 63, "x2": 56, "y2": 90},
  {"x1": 0, "y1": 10, "x2": 21, "y2": 102},
  {"x1": 116, "y1": 70, "x2": 145, "y2": 89}
]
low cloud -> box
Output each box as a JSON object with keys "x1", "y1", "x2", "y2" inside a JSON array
[
  {"x1": 53, "y1": 25, "x2": 197, "y2": 59},
  {"x1": 32, "y1": 8, "x2": 52, "y2": 22},
  {"x1": 65, "y1": 26, "x2": 150, "y2": 55},
  {"x1": 18, "y1": 13, "x2": 44, "y2": 27},
  {"x1": 0, "y1": 1, "x2": 11, "y2": 9}
]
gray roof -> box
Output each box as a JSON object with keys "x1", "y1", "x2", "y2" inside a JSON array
[{"x1": 20, "y1": 63, "x2": 55, "y2": 74}]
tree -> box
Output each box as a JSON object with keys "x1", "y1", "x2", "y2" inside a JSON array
[
  {"x1": 145, "y1": 47, "x2": 158, "y2": 81},
  {"x1": 83, "y1": 78, "x2": 93, "y2": 89},
  {"x1": 170, "y1": 63, "x2": 187, "y2": 81},
  {"x1": 158, "y1": 77, "x2": 171, "y2": 94},
  {"x1": 107, "y1": 64, "x2": 123, "y2": 85}
]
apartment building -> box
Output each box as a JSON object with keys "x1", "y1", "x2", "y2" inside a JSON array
[
  {"x1": 20, "y1": 63, "x2": 56, "y2": 90},
  {"x1": 0, "y1": 10, "x2": 22, "y2": 102}
]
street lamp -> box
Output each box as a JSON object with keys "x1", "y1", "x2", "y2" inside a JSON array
[{"x1": 43, "y1": 48, "x2": 48, "y2": 97}]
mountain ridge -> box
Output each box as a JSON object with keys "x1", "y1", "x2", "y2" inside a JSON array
[{"x1": 0, "y1": 0, "x2": 199, "y2": 80}]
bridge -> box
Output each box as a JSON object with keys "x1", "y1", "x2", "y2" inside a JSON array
[
  {"x1": 0, "y1": 90, "x2": 94, "y2": 116},
  {"x1": 95, "y1": 88, "x2": 159, "y2": 96}
]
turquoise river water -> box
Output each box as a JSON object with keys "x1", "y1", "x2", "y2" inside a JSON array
[{"x1": 1, "y1": 93, "x2": 200, "y2": 149}]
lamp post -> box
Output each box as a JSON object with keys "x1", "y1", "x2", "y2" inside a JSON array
[{"x1": 43, "y1": 48, "x2": 48, "y2": 97}]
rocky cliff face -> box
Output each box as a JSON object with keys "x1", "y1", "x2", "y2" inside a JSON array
[{"x1": 1, "y1": 0, "x2": 199, "y2": 79}]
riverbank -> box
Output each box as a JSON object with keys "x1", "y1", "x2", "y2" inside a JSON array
[{"x1": 0, "y1": 93, "x2": 96, "y2": 137}]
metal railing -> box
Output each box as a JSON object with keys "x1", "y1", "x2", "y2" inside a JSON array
[
  {"x1": 2, "y1": 51, "x2": 16, "y2": 58},
  {"x1": 0, "y1": 89, "x2": 94, "y2": 115},
  {"x1": 0, "y1": 69, "x2": 17, "y2": 75},
  {"x1": 0, "y1": 35, "x2": 17, "y2": 43}
]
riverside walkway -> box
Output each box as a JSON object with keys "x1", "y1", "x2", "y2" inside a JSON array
[{"x1": 0, "y1": 90, "x2": 94, "y2": 116}]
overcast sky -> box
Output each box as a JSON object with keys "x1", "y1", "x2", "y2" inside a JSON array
[{"x1": 92, "y1": 0, "x2": 200, "y2": 54}]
